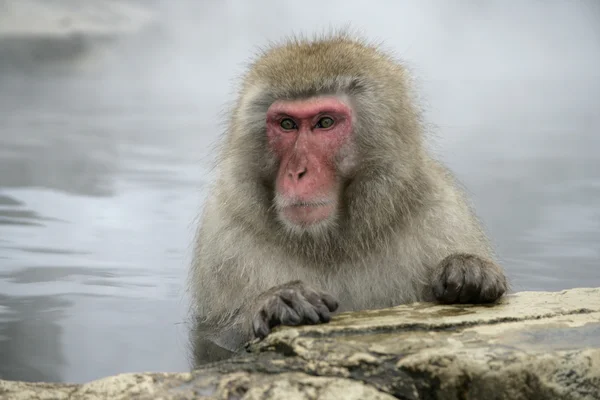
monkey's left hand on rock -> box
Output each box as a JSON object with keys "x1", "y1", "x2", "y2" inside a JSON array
[
  {"x1": 432, "y1": 253, "x2": 508, "y2": 304},
  {"x1": 251, "y1": 280, "x2": 339, "y2": 339}
]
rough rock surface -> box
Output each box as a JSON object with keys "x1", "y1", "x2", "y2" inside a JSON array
[{"x1": 1, "y1": 287, "x2": 599, "y2": 399}]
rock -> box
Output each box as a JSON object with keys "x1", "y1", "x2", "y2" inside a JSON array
[{"x1": 1, "y1": 287, "x2": 599, "y2": 399}]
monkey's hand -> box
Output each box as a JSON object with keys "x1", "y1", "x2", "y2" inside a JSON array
[
  {"x1": 432, "y1": 253, "x2": 507, "y2": 304},
  {"x1": 252, "y1": 280, "x2": 339, "y2": 340}
]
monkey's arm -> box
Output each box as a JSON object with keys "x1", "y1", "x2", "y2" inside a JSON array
[
  {"x1": 190, "y1": 205, "x2": 338, "y2": 349},
  {"x1": 189, "y1": 249, "x2": 256, "y2": 350},
  {"x1": 191, "y1": 249, "x2": 338, "y2": 346},
  {"x1": 422, "y1": 162, "x2": 508, "y2": 304}
]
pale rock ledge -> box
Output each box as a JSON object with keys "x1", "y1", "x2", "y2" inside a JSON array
[{"x1": 1, "y1": 287, "x2": 599, "y2": 399}]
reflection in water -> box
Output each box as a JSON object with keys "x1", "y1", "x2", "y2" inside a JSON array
[
  {"x1": 189, "y1": 321, "x2": 237, "y2": 368},
  {"x1": 0, "y1": 295, "x2": 67, "y2": 382},
  {"x1": 1, "y1": 0, "x2": 599, "y2": 384}
]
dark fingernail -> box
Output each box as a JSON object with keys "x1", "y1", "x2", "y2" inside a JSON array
[{"x1": 320, "y1": 310, "x2": 331, "y2": 322}]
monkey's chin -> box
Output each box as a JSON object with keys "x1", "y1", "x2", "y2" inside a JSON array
[{"x1": 280, "y1": 204, "x2": 335, "y2": 229}]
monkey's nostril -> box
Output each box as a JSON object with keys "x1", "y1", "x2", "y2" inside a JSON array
[{"x1": 298, "y1": 169, "x2": 307, "y2": 179}]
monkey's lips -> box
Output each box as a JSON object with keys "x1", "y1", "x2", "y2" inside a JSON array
[{"x1": 281, "y1": 202, "x2": 335, "y2": 226}]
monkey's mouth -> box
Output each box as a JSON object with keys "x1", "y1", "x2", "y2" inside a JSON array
[{"x1": 280, "y1": 201, "x2": 335, "y2": 226}]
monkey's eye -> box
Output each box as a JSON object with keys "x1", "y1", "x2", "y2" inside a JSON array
[
  {"x1": 316, "y1": 117, "x2": 334, "y2": 129},
  {"x1": 280, "y1": 118, "x2": 297, "y2": 130}
]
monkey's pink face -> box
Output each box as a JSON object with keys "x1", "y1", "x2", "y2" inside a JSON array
[{"x1": 266, "y1": 96, "x2": 354, "y2": 229}]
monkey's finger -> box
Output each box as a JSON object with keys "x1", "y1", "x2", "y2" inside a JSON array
[
  {"x1": 443, "y1": 266, "x2": 465, "y2": 303},
  {"x1": 303, "y1": 292, "x2": 334, "y2": 322},
  {"x1": 278, "y1": 290, "x2": 309, "y2": 323},
  {"x1": 253, "y1": 320, "x2": 270, "y2": 339},
  {"x1": 298, "y1": 299, "x2": 321, "y2": 324},
  {"x1": 278, "y1": 289, "x2": 320, "y2": 324},
  {"x1": 431, "y1": 267, "x2": 447, "y2": 300},
  {"x1": 458, "y1": 265, "x2": 482, "y2": 303},
  {"x1": 479, "y1": 270, "x2": 507, "y2": 303},
  {"x1": 434, "y1": 264, "x2": 465, "y2": 303},
  {"x1": 320, "y1": 293, "x2": 339, "y2": 312},
  {"x1": 315, "y1": 302, "x2": 332, "y2": 322},
  {"x1": 276, "y1": 302, "x2": 303, "y2": 326},
  {"x1": 265, "y1": 296, "x2": 302, "y2": 327},
  {"x1": 252, "y1": 310, "x2": 270, "y2": 339}
]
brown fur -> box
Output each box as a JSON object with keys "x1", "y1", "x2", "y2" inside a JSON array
[{"x1": 188, "y1": 32, "x2": 508, "y2": 353}]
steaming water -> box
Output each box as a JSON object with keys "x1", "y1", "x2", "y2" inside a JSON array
[{"x1": 0, "y1": 0, "x2": 599, "y2": 384}]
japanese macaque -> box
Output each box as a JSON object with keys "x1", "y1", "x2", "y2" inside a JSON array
[{"x1": 189, "y1": 33, "x2": 508, "y2": 355}]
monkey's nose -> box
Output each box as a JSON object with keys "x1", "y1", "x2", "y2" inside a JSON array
[{"x1": 289, "y1": 167, "x2": 307, "y2": 181}]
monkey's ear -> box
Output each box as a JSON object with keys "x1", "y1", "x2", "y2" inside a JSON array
[{"x1": 237, "y1": 83, "x2": 271, "y2": 122}]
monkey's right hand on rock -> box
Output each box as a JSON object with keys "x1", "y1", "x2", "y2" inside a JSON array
[{"x1": 251, "y1": 280, "x2": 339, "y2": 340}]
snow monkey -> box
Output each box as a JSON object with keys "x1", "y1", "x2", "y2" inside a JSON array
[{"x1": 189, "y1": 33, "x2": 508, "y2": 354}]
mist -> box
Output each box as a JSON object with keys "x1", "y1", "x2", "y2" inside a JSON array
[{"x1": 110, "y1": 1, "x2": 600, "y2": 117}]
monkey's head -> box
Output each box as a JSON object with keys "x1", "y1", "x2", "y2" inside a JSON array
[{"x1": 221, "y1": 33, "x2": 428, "y2": 248}]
